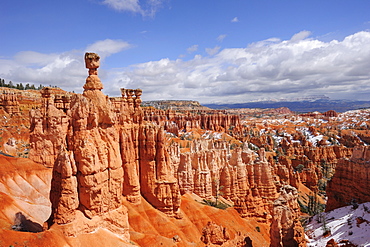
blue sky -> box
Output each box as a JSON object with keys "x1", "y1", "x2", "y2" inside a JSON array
[{"x1": 1, "y1": 0, "x2": 370, "y2": 103}]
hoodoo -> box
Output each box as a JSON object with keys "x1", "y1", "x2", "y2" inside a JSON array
[
  {"x1": 29, "y1": 53, "x2": 182, "y2": 240},
  {"x1": 1, "y1": 52, "x2": 363, "y2": 246}
]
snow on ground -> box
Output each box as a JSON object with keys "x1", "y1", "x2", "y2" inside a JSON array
[
  {"x1": 306, "y1": 202, "x2": 370, "y2": 247},
  {"x1": 201, "y1": 130, "x2": 223, "y2": 140},
  {"x1": 297, "y1": 127, "x2": 324, "y2": 147}
]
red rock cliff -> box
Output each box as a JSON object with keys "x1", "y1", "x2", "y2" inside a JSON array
[
  {"x1": 326, "y1": 146, "x2": 370, "y2": 211},
  {"x1": 29, "y1": 53, "x2": 181, "y2": 239}
]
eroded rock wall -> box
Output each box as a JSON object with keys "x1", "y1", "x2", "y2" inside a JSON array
[
  {"x1": 29, "y1": 53, "x2": 180, "y2": 239},
  {"x1": 270, "y1": 185, "x2": 306, "y2": 247},
  {"x1": 326, "y1": 146, "x2": 370, "y2": 211}
]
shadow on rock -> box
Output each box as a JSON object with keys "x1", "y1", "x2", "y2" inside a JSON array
[{"x1": 12, "y1": 212, "x2": 43, "y2": 233}]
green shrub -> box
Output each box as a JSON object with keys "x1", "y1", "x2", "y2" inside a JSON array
[{"x1": 201, "y1": 199, "x2": 230, "y2": 210}]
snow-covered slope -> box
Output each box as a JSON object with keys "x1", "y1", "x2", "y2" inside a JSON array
[{"x1": 306, "y1": 202, "x2": 370, "y2": 246}]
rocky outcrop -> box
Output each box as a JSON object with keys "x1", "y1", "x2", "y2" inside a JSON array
[
  {"x1": 41, "y1": 53, "x2": 129, "y2": 238},
  {"x1": 0, "y1": 155, "x2": 52, "y2": 227},
  {"x1": 276, "y1": 143, "x2": 350, "y2": 192},
  {"x1": 326, "y1": 146, "x2": 370, "y2": 211},
  {"x1": 28, "y1": 89, "x2": 69, "y2": 168},
  {"x1": 143, "y1": 108, "x2": 241, "y2": 134},
  {"x1": 139, "y1": 125, "x2": 181, "y2": 217},
  {"x1": 175, "y1": 139, "x2": 278, "y2": 222},
  {"x1": 29, "y1": 53, "x2": 182, "y2": 239},
  {"x1": 0, "y1": 90, "x2": 20, "y2": 114},
  {"x1": 270, "y1": 185, "x2": 306, "y2": 247},
  {"x1": 201, "y1": 221, "x2": 230, "y2": 245}
]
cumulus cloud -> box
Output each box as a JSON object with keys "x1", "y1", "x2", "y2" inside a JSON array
[
  {"x1": 109, "y1": 31, "x2": 370, "y2": 103},
  {"x1": 187, "y1": 44, "x2": 199, "y2": 53},
  {"x1": 290, "y1": 30, "x2": 312, "y2": 42},
  {"x1": 3, "y1": 31, "x2": 370, "y2": 104},
  {"x1": 205, "y1": 46, "x2": 221, "y2": 56},
  {"x1": 86, "y1": 39, "x2": 132, "y2": 59},
  {"x1": 1, "y1": 50, "x2": 85, "y2": 92},
  {"x1": 0, "y1": 39, "x2": 132, "y2": 93},
  {"x1": 102, "y1": 0, "x2": 165, "y2": 17},
  {"x1": 14, "y1": 51, "x2": 59, "y2": 66}
]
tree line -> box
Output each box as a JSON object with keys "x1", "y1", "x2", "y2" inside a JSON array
[{"x1": 0, "y1": 78, "x2": 44, "y2": 90}]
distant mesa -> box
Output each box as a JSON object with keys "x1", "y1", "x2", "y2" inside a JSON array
[{"x1": 142, "y1": 100, "x2": 210, "y2": 111}]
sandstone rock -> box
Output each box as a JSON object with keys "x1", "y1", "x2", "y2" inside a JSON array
[
  {"x1": 201, "y1": 221, "x2": 229, "y2": 245},
  {"x1": 25, "y1": 51, "x2": 367, "y2": 246},
  {"x1": 270, "y1": 185, "x2": 306, "y2": 247},
  {"x1": 325, "y1": 239, "x2": 338, "y2": 247},
  {"x1": 143, "y1": 107, "x2": 241, "y2": 134},
  {"x1": 48, "y1": 148, "x2": 78, "y2": 224},
  {"x1": 29, "y1": 94, "x2": 69, "y2": 168},
  {"x1": 326, "y1": 146, "x2": 370, "y2": 211},
  {"x1": 30, "y1": 53, "x2": 129, "y2": 239},
  {"x1": 0, "y1": 90, "x2": 20, "y2": 114},
  {"x1": 120, "y1": 126, "x2": 141, "y2": 203},
  {"x1": 139, "y1": 124, "x2": 181, "y2": 216}
]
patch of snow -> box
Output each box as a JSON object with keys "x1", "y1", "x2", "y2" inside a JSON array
[
  {"x1": 272, "y1": 135, "x2": 284, "y2": 145},
  {"x1": 201, "y1": 131, "x2": 223, "y2": 140},
  {"x1": 306, "y1": 202, "x2": 370, "y2": 247}
]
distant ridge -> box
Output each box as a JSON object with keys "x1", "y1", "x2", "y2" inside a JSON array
[
  {"x1": 142, "y1": 100, "x2": 210, "y2": 111},
  {"x1": 204, "y1": 99, "x2": 370, "y2": 113}
]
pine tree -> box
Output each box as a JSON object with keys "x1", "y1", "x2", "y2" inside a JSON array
[{"x1": 8, "y1": 81, "x2": 14, "y2": 88}]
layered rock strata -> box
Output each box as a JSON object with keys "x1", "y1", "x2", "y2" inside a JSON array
[
  {"x1": 143, "y1": 108, "x2": 241, "y2": 135},
  {"x1": 326, "y1": 146, "x2": 370, "y2": 211},
  {"x1": 270, "y1": 185, "x2": 306, "y2": 247},
  {"x1": 29, "y1": 53, "x2": 180, "y2": 238},
  {"x1": 0, "y1": 90, "x2": 20, "y2": 114},
  {"x1": 175, "y1": 139, "x2": 278, "y2": 222}
]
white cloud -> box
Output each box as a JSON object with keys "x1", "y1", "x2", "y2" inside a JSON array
[
  {"x1": 231, "y1": 17, "x2": 239, "y2": 23},
  {"x1": 3, "y1": 31, "x2": 370, "y2": 104},
  {"x1": 108, "y1": 31, "x2": 370, "y2": 103},
  {"x1": 0, "y1": 39, "x2": 132, "y2": 93},
  {"x1": 14, "y1": 51, "x2": 59, "y2": 66},
  {"x1": 217, "y1": 34, "x2": 227, "y2": 42},
  {"x1": 102, "y1": 0, "x2": 143, "y2": 14},
  {"x1": 4, "y1": 51, "x2": 85, "y2": 91},
  {"x1": 102, "y1": 0, "x2": 165, "y2": 17},
  {"x1": 86, "y1": 39, "x2": 132, "y2": 59},
  {"x1": 187, "y1": 45, "x2": 199, "y2": 53},
  {"x1": 290, "y1": 30, "x2": 312, "y2": 42},
  {"x1": 205, "y1": 46, "x2": 221, "y2": 56}
]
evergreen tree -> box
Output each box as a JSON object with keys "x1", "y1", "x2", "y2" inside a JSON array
[
  {"x1": 16, "y1": 83, "x2": 24, "y2": 90},
  {"x1": 308, "y1": 192, "x2": 319, "y2": 215},
  {"x1": 8, "y1": 81, "x2": 14, "y2": 88}
]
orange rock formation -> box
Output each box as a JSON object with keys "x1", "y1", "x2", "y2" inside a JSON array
[
  {"x1": 326, "y1": 146, "x2": 370, "y2": 211},
  {"x1": 0, "y1": 90, "x2": 20, "y2": 114},
  {"x1": 2, "y1": 52, "x2": 367, "y2": 246},
  {"x1": 270, "y1": 185, "x2": 306, "y2": 247},
  {"x1": 28, "y1": 53, "x2": 181, "y2": 240}
]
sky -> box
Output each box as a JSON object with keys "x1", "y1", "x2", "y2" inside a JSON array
[{"x1": 1, "y1": 0, "x2": 370, "y2": 104}]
